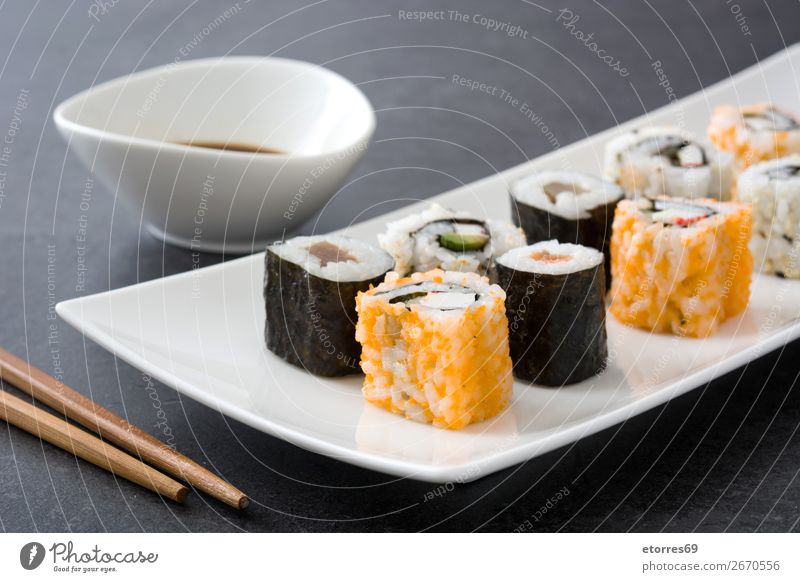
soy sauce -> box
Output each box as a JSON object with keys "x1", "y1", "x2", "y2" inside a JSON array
[{"x1": 174, "y1": 140, "x2": 285, "y2": 154}]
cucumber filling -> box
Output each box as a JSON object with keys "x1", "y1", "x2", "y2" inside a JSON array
[
  {"x1": 438, "y1": 232, "x2": 490, "y2": 252},
  {"x1": 416, "y1": 217, "x2": 491, "y2": 253}
]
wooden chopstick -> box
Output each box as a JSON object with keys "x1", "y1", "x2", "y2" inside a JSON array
[
  {"x1": 0, "y1": 389, "x2": 188, "y2": 502},
  {"x1": 0, "y1": 348, "x2": 249, "y2": 509}
]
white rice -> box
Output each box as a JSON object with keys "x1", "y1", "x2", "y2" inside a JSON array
[
  {"x1": 509, "y1": 170, "x2": 623, "y2": 220},
  {"x1": 377, "y1": 203, "x2": 526, "y2": 274},
  {"x1": 496, "y1": 240, "x2": 603, "y2": 275},
  {"x1": 268, "y1": 235, "x2": 394, "y2": 282},
  {"x1": 604, "y1": 126, "x2": 734, "y2": 200},
  {"x1": 737, "y1": 155, "x2": 800, "y2": 278}
]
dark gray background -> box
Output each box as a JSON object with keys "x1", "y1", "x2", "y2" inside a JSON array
[{"x1": 1, "y1": 0, "x2": 799, "y2": 532}]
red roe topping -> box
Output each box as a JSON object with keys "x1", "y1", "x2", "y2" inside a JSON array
[{"x1": 671, "y1": 214, "x2": 707, "y2": 227}]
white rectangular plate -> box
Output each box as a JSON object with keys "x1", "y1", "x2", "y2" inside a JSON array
[{"x1": 58, "y1": 45, "x2": 800, "y2": 483}]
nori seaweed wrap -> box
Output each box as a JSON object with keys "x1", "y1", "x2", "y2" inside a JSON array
[
  {"x1": 509, "y1": 170, "x2": 623, "y2": 288},
  {"x1": 496, "y1": 240, "x2": 607, "y2": 386},
  {"x1": 264, "y1": 235, "x2": 393, "y2": 376}
]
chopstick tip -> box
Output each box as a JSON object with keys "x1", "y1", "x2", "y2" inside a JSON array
[{"x1": 175, "y1": 486, "x2": 190, "y2": 503}]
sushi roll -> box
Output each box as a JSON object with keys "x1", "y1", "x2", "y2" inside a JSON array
[
  {"x1": 378, "y1": 203, "x2": 526, "y2": 276},
  {"x1": 708, "y1": 103, "x2": 800, "y2": 169},
  {"x1": 496, "y1": 241, "x2": 607, "y2": 386},
  {"x1": 604, "y1": 126, "x2": 734, "y2": 200},
  {"x1": 509, "y1": 170, "x2": 623, "y2": 287},
  {"x1": 264, "y1": 235, "x2": 394, "y2": 376},
  {"x1": 609, "y1": 198, "x2": 752, "y2": 338},
  {"x1": 355, "y1": 270, "x2": 513, "y2": 429},
  {"x1": 737, "y1": 155, "x2": 800, "y2": 278}
]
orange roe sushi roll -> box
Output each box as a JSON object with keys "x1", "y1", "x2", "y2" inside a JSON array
[
  {"x1": 609, "y1": 198, "x2": 752, "y2": 338},
  {"x1": 355, "y1": 270, "x2": 513, "y2": 429},
  {"x1": 708, "y1": 103, "x2": 800, "y2": 169}
]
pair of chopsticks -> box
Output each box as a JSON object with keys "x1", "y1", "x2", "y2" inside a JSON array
[{"x1": 0, "y1": 348, "x2": 249, "y2": 509}]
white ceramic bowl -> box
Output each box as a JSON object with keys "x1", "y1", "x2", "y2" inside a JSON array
[{"x1": 54, "y1": 57, "x2": 375, "y2": 253}]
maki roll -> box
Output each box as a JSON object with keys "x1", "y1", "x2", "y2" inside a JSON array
[
  {"x1": 604, "y1": 126, "x2": 734, "y2": 200},
  {"x1": 737, "y1": 155, "x2": 800, "y2": 278},
  {"x1": 708, "y1": 103, "x2": 800, "y2": 169},
  {"x1": 355, "y1": 270, "x2": 512, "y2": 429},
  {"x1": 264, "y1": 235, "x2": 393, "y2": 376},
  {"x1": 610, "y1": 198, "x2": 752, "y2": 338},
  {"x1": 509, "y1": 170, "x2": 623, "y2": 287},
  {"x1": 496, "y1": 241, "x2": 607, "y2": 386},
  {"x1": 378, "y1": 203, "x2": 526, "y2": 276}
]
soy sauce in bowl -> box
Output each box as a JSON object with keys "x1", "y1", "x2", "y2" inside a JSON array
[{"x1": 174, "y1": 140, "x2": 285, "y2": 155}]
